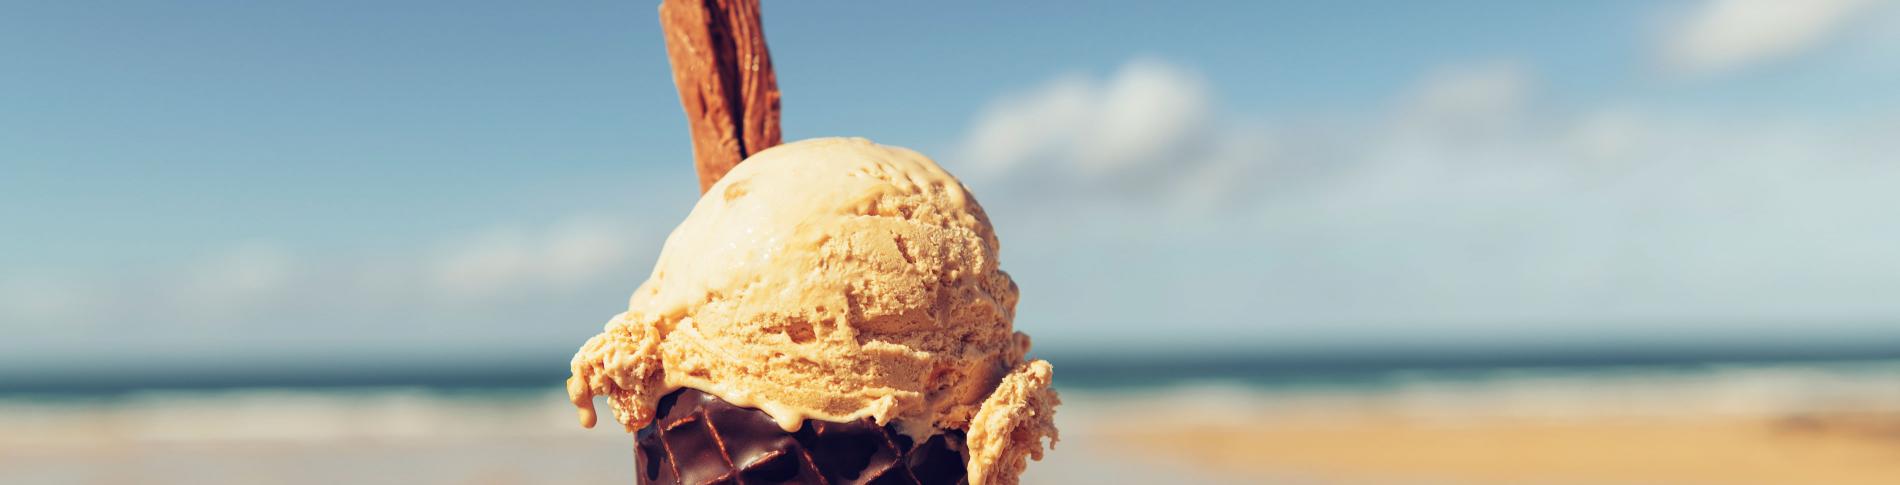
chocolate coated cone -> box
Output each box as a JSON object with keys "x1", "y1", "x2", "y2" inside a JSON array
[{"x1": 637, "y1": 389, "x2": 968, "y2": 485}]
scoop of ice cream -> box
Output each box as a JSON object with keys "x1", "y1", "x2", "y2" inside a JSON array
[{"x1": 568, "y1": 137, "x2": 1057, "y2": 482}]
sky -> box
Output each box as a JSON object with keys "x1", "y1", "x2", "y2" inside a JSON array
[{"x1": 4, "y1": 0, "x2": 1900, "y2": 373}]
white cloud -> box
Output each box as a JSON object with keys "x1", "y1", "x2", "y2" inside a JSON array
[
  {"x1": 10, "y1": 42, "x2": 1900, "y2": 365},
  {"x1": 1070, "y1": 58, "x2": 1209, "y2": 175},
  {"x1": 0, "y1": 215, "x2": 651, "y2": 361},
  {"x1": 541, "y1": 219, "x2": 638, "y2": 285},
  {"x1": 1661, "y1": 0, "x2": 1880, "y2": 76},
  {"x1": 430, "y1": 217, "x2": 637, "y2": 299},
  {"x1": 955, "y1": 58, "x2": 1255, "y2": 212},
  {"x1": 0, "y1": 277, "x2": 95, "y2": 327},
  {"x1": 4, "y1": 243, "x2": 299, "y2": 329},
  {"x1": 1166, "y1": 121, "x2": 1276, "y2": 212},
  {"x1": 1396, "y1": 61, "x2": 1532, "y2": 135},
  {"x1": 959, "y1": 75, "x2": 1094, "y2": 176},
  {"x1": 431, "y1": 230, "x2": 535, "y2": 298},
  {"x1": 965, "y1": 57, "x2": 1900, "y2": 348},
  {"x1": 959, "y1": 59, "x2": 1210, "y2": 177},
  {"x1": 172, "y1": 242, "x2": 296, "y2": 319},
  {"x1": 1563, "y1": 109, "x2": 1645, "y2": 163}
]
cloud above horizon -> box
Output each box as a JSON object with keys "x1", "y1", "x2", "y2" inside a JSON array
[
  {"x1": 952, "y1": 56, "x2": 1900, "y2": 345},
  {"x1": 9, "y1": 51, "x2": 1897, "y2": 363},
  {"x1": 0, "y1": 215, "x2": 657, "y2": 362},
  {"x1": 955, "y1": 58, "x2": 1273, "y2": 215},
  {"x1": 6, "y1": 1, "x2": 1900, "y2": 369},
  {"x1": 1660, "y1": 0, "x2": 1886, "y2": 76}
]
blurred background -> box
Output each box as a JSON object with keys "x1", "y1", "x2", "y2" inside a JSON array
[{"x1": 6, "y1": 0, "x2": 1900, "y2": 483}]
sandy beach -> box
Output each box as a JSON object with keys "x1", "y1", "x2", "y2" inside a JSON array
[
  {"x1": 1098, "y1": 411, "x2": 1900, "y2": 484},
  {"x1": 1075, "y1": 362, "x2": 1900, "y2": 484},
  {"x1": 9, "y1": 406, "x2": 1895, "y2": 485}
]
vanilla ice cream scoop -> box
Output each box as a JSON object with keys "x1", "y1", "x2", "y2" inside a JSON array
[{"x1": 568, "y1": 137, "x2": 1058, "y2": 484}]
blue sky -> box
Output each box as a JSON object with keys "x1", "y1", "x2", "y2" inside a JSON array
[{"x1": 5, "y1": 0, "x2": 1900, "y2": 371}]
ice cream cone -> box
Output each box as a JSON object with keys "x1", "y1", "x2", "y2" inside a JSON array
[
  {"x1": 576, "y1": 3, "x2": 1058, "y2": 484},
  {"x1": 635, "y1": 389, "x2": 969, "y2": 485}
]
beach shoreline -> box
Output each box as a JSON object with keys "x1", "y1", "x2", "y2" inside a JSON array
[{"x1": 6, "y1": 360, "x2": 1900, "y2": 484}]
